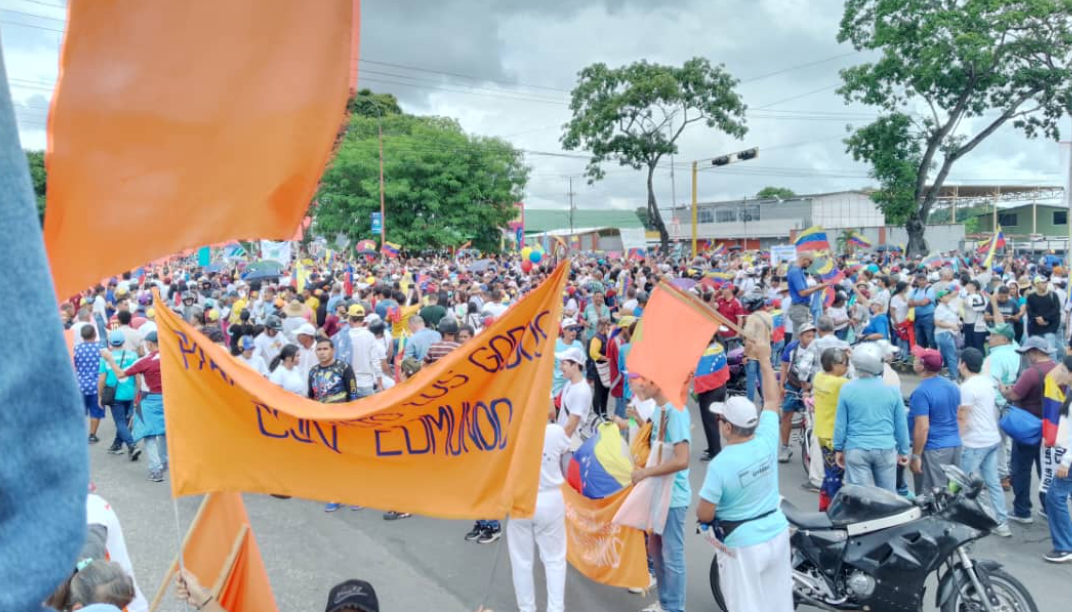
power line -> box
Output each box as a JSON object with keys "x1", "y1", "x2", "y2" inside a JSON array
[{"x1": 739, "y1": 51, "x2": 858, "y2": 84}]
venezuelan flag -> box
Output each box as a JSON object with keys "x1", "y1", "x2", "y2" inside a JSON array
[
  {"x1": 848, "y1": 231, "x2": 871, "y2": 249},
  {"x1": 694, "y1": 343, "x2": 730, "y2": 393},
  {"x1": 566, "y1": 423, "x2": 633, "y2": 499},
  {"x1": 627, "y1": 247, "x2": 647, "y2": 260},
  {"x1": 705, "y1": 270, "x2": 736, "y2": 282},
  {"x1": 1042, "y1": 374, "x2": 1064, "y2": 447},
  {"x1": 795, "y1": 225, "x2": 830, "y2": 252},
  {"x1": 382, "y1": 242, "x2": 401, "y2": 258},
  {"x1": 982, "y1": 228, "x2": 1004, "y2": 269},
  {"x1": 712, "y1": 242, "x2": 726, "y2": 256},
  {"x1": 771, "y1": 309, "x2": 785, "y2": 342},
  {"x1": 809, "y1": 256, "x2": 844, "y2": 284},
  {"x1": 921, "y1": 251, "x2": 944, "y2": 268}
]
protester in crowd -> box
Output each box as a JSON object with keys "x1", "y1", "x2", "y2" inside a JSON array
[
  {"x1": 1042, "y1": 355, "x2": 1072, "y2": 563},
  {"x1": 909, "y1": 273, "x2": 937, "y2": 349},
  {"x1": 779, "y1": 323, "x2": 818, "y2": 463},
  {"x1": 956, "y1": 347, "x2": 1011, "y2": 537},
  {"x1": 630, "y1": 373, "x2": 691, "y2": 612},
  {"x1": 606, "y1": 316, "x2": 634, "y2": 418},
  {"x1": 786, "y1": 252, "x2": 827, "y2": 332},
  {"x1": 74, "y1": 324, "x2": 105, "y2": 444},
  {"x1": 695, "y1": 334, "x2": 729, "y2": 463},
  {"x1": 697, "y1": 338, "x2": 791, "y2": 612},
  {"x1": 552, "y1": 318, "x2": 583, "y2": 396},
  {"x1": 347, "y1": 305, "x2": 381, "y2": 398},
  {"x1": 425, "y1": 318, "x2": 461, "y2": 364},
  {"x1": 98, "y1": 330, "x2": 140, "y2": 459},
  {"x1": 236, "y1": 335, "x2": 269, "y2": 376},
  {"x1": 1000, "y1": 336, "x2": 1057, "y2": 523},
  {"x1": 1027, "y1": 275, "x2": 1061, "y2": 358},
  {"x1": 812, "y1": 347, "x2": 849, "y2": 510},
  {"x1": 587, "y1": 317, "x2": 613, "y2": 420},
  {"x1": 309, "y1": 336, "x2": 359, "y2": 513},
  {"x1": 101, "y1": 331, "x2": 166, "y2": 482},
  {"x1": 403, "y1": 315, "x2": 441, "y2": 362},
  {"x1": 254, "y1": 315, "x2": 286, "y2": 365},
  {"x1": 833, "y1": 343, "x2": 910, "y2": 492},
  {"x1": 908, "y1": 346, "x2": 963, "y2": 492},
  {"x1": 740, "y1": 293, "x2": 772, "y2": 404},
  {"x1": 268, "y1": 344, "x2": 305, "y2": 395}
]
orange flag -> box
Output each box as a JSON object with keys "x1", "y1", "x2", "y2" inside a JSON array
[
  {"x1": 158, "y1": 262, "x2": 569, "y2": 519},
  {"x1": 44, "y1": 0, "x2": 358, "y2": 299},
  {"x1": 562, "y1": 485, "x2": 649, "y2": 589},
  {"x1": 627, "y1": 281, "x2": 739, "y2": 407}
]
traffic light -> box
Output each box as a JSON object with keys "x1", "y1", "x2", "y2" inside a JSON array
[
  {"x1": 711, "y1": 155, "x2": 730, "y2": 166},
  {"x1": 737, "y1": 147, "x2": 759, "y2": 161}
]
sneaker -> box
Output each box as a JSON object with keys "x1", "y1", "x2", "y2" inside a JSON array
[
  {"x1": 107, "y1": 446, "x2": 125, "y2": 455},
  {"x1": 991, "y1": 523, "x2": 1012, "y2": 538},
  {"x1": 640, "y1": 602, "x2": 665, "y2": 612},
  {"x1": 1008, "y1": 514, "x2": 1034, "y2": 525},
  {"x1": 383, "y1": 511, "x2": 412, "y2": 521},
  {"x1": 800, "y1": 481, "x2": 821, "y2": 493},
  {"x1": 1038, "y1": 507, "x2": 1048, "y2": 520},
  {"x1": 128, "y1": 445, "x2": 142, "y2": 462},
  {"x1": 1043, "y1": 549, "x2": 1072, "y2": 563},
  {"x1": 324, "y1": 502, "x2": 342, "y2": 513},
  {"x1": 778, "y1": 445, "x2": 792, "y2": 463},
  {"x1": 628, "y1": 573, "x2": 657, "y2": 595},
  {"x1": 464, "y1": 524, "x2": 484, "y2": 541},
  {"x1": 700, "y1": 451, "x2": 715, "y2": 462},
  {"x1": 476, "y1": 527, "x2": 502, "y2": 544},
  {"x1": 148, "y1": 471, "x2": 164, "y2": 483},
  {"x1": 348, "y1": 505, "x2": 364, "y2": 511},
  {"x1": 88, "y1": 434, "x2": 100, "y2": 444}
]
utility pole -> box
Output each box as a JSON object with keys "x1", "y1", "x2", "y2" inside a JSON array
[
  {"x1": 690, "y1": 161, "x2": 698, "y2": 258},
  {"x1": 565, "y1": 175, "x2": 577, "y2": 234},
  {"x1": 691, "y1": 147, "x2": 759, "y2": 258},
  {"x1": 378, "y1": 118, "x2": 386, "y2": 249}
]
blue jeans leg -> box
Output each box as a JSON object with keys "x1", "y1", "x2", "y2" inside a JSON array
[
  {"x1": 651, "y1": 506, "x2": 687, "y2": 612},
  {"x1": 960, "y1": 444, "x2": 1008, "y2": 525},
  {"x1": 915, "y1": 315, "x2": 935, "y2": 349},
  {"x1": 844, "y1": 448, "x2": 897, "y2": 492},
  {"x1": 110, "y1": 401, "x2": 135, "y2": 447},
  {"x1": 614, "y1": 395, "x2": 628, "y2": 419},
  {"x1": 936, "y1": 333, "x2": 958, "y2": 381},
  {"x1": 745, "y1": 359, "x2": 761, "y2": 403},
  {"x1": 1045, "y1": 475, "x2": 1072, "y2": 552},
  {"x1": 145, "y1": 434, "x2": 169, "y2": 473}
]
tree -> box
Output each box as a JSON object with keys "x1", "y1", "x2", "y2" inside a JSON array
[
  {"x1": 315, "y1": 113, "x2": 528, "y2": 253},
  {"x1": 755, "y1": 186, "x2": 796, "y2": 199},
  {"x1": 25, "y1": 150, "x2": 46, "y2": 223},
  {"x1": 347, "y1": 88, "x2": 402, "y2": 118},
  {"x1": 839, "y1": 1, "x2": 1072, "y2": 256},
  {"x1": 634, "y1": 206, "x2": 656, "y2": 230},
  {"x1": 561, "y1": 58, "x2": 747, "y2": 248}
]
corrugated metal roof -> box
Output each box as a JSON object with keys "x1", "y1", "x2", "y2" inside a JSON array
[{"x1": 523, "y1": 208, "x2": 645, "y2": 233}]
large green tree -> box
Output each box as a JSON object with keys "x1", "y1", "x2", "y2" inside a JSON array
[
  {"x1": 315, "y1": 113, "x2": 528, "y2": 252},
  {"x1": 26, "y1": 150, "x2": 47, "y2": 222},
  {"x1": 561, "y1": 58, "x2": 747, "y2": 248},
  {"x1": 348, "y1": 88, "x2": 403, "y2": 118},
  {"x1": 839, "y1": 0, "x2": 1072, "y2": 256},
  {"x1": 755, "y1": 186, "x2": 796, "y2": 199}
]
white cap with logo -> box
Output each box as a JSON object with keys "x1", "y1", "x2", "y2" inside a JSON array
[
  {"x1": 712, "y1": 396, "x2": 760, "y2": 428},
  {"x1": 555, "y1": 346, "x2": 587, "y2": 365}
]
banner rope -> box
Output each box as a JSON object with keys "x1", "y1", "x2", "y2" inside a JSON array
[{"x1": 478, "y1": 515, "x2": 510, "y2": 610}]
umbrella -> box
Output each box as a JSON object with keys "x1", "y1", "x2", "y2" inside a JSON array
[
  {"x1": 468, "y1": 259, "x2": 497, "y2": 273},
  {"x1": 246, "y1": 260, "x2": 284, "y2": 273},
  {"x1": 202, "y1": 263, "x2": 223, "y2": 273},
  {"x1": 242, "y1": 269, "x2": 281, "y2": 281},
  {"x1": 672, "y1": 278, "x2": 697, "y2": 290},
  {"x1": 728, "y1": 245, "x2": 743, "y2": 251}
]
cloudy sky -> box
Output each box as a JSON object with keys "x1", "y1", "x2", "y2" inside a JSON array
[{"x1": 2, "y1": 0, "x2": 1066, "y2": 219}]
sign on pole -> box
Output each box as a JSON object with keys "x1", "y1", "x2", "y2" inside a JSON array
[
  {"x1": 770, "y1": 244, "x2": 798, "y2": 266},
  {"x1": 371, "y1": 212, "x2": 382, "y2": 235}
]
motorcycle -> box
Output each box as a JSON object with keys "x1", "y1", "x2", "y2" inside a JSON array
[{"x1": 708, "y1": 465, "x2": 1037, "y2": 612}]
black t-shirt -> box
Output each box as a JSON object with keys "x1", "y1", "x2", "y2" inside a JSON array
[{"x1": 1026, "y1": 291, "x2": 1060, "y2": 334}]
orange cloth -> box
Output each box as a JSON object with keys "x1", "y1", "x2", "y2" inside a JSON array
[
  {"x1": 626, "y1": 281, "x2": 737, "y2": 407},
  {"x1": 562, "y1": 484, "x2": 648, "y2": 589},
  {"x1": 159, "y1": 263, "x2": 569, "y2": 518},
  {"x1": 44, "y1": 0, "x2": 356, "y2": 299}
]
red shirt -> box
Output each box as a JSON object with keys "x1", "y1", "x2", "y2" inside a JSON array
[
  {"x1": 126, "y1": 351, "x2": 163, "y2": 393},
  {"x1": 606, "y1": 335, "x2": 624, "y2": 398},
  {"x1": 716, "y1": 298, "x2": 744, "y2": 336}
]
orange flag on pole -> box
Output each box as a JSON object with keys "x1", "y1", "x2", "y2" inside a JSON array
[
  {"x1": 562, "y1": 485, "x2": 649, "y2": 589},
  {"x1": 44, "y1": 0, "x2": 358, "y2": 299},
  {"x1": 627, "y1": 281, "x2": 740, "y2": 407}
]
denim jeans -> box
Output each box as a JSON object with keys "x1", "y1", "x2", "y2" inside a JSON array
[
  {"x1": 355, "y1": 386, "x2": 375, "y2": 399},
  {"x1": 650, "y1": 505, "x2": 687, "y2": 612},
  {"x1": 1011, "y1": 440, "x2": 1043, "y2": 518},
  {"x1": 914, "y1": 314, "x2": 935, "y2": 349},
  {"x1": 477, "y1": 519, "x2": 501, "y2": 530},
  {"x1": 960, "y1": 444, "x2": 1008, "y2": 525},
  {"x1": 1046, "y1": 474, "x2": 1072, "y2": 552},
  {"x1": 745, "y1": 359, "x2": 762, "y2": 404},
  {"x1": 145, "y1": 434, "x2": 169, "y2": 473},
  {"x1": 844, "y1": 448, "x2": 897, "y2": 492},
  {"x1": 936, "y1": 332, "x2": 958, "y2": 381},
  {"x1": 614, "y1": 395, "x2": 628, "y2": 419},
  {"x1": 110, "y1": 400, "x2": 136, "y2": 448},
  {"x1": 0, "y1": 52, "x2": 89, "y2": 612}
]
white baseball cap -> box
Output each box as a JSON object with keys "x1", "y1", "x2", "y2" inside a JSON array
[
  {"x1": 555, "y1": 346, "x2": 586, "y2": 365},
  {"x1": 561, "y1": 317, "x2": 579, "y2": 328},
  {"x1": 713, "y1": 396, "x2": 760, "y2": 428},
  {"x1": 295, "y1": 322, "x2": 317, "y2": 337}
]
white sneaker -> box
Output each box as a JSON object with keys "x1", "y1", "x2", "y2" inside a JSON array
[
  {"x1": 992, "y1": 523, "x2": 1012, "y2": 538},
  {"x1": 628, "y1": 573, "x2": 657, "y2": 595},
  {"x1": 778, "y1": 445, "x2": 793, "y2": 463},
  {"x1": 640, "y1": 602, "x2": 665, "y2": 612}
]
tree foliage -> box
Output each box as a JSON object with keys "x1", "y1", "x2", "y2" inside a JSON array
[
  {"x1": 755, "y1": 186, "x2": 796, "y2": 199},
  {"x1": 25, "y1": 150, "x2": 46, "y2": 223},
  {"x1": 561, "y1": 58, "x2": 747, "y2": 247},
  {"x1": 347, "y1": 88, "x2": 403, "y2": 118},
  {"x1": 315, "y1": 113, "x2": 529, "y2": 253},
  {"x1": 839, "y1": 0, "x2": 1072, "y2": 256},
  {"x1": 634, "y1": 206, "x2": 655, "y2": 230}
]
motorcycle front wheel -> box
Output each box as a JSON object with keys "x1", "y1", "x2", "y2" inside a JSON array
[{"x1": 940, "y1": 567, "x2": 1038, "y2": 612}]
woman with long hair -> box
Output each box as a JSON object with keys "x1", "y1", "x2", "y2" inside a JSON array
[{"x1": 268, "y1": 344, "x2": 305, "y2": 395}]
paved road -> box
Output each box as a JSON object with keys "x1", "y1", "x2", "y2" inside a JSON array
[{"x1": 90, "y1": 373, "x2": 1067, "y2": 612}]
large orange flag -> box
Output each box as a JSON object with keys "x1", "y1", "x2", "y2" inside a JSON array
[
  {"x1": 44, "y1": 0, "x2": 358, "y2": 299},
  {"x1": 627, "y1": 280, "x2": 739, "y2": 407},
  {"x1": 158, "y1": 263, "x2": 569, "y2": 519},
  {"x1": 562, "y1": 485, "x2": 649, "y2": 589}
]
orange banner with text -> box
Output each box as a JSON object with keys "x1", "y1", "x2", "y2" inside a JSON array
[
  {"x1": 562, "y1": 485, "x2": 649, "y2": 590},
  {"x1": 158, "y1": 263, "x2": 567, "y2": 519}
]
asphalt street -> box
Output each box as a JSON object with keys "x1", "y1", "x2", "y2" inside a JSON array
[{"x1": 87, "y1": 372, "x2": 1069, "y2": 612}]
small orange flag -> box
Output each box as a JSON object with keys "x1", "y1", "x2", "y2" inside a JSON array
[
  {"x1": 44, "y1": 0, "x2": 357, "y2": 299},
  {"x1": 562, "y1": 485, "x2": 649, "y2": 590},
  {"x1": 626, "y1": 281, "x2": 739, "y2": 407}
]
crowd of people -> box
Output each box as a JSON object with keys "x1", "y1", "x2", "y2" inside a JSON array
[{"x1": 55, "y1": 244, "x2": 1072, "y2": 612}]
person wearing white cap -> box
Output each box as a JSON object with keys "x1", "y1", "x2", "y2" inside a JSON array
[
  {"x1": 697, "y1": 338, "x2": 792, "y2": 612},
  {"x1": 294, "y1": 322, "x2": 319, "y2": 381},
  {"x1": 553, "y1": 346, "x2": 591, "y2": 439},
  {"x1": 552, "y1": 318, "x2": 584, "y2": 396}
]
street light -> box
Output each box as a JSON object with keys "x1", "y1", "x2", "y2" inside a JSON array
[{"x1": 692, "y1": 147, "x2": 760, "y2": 257}]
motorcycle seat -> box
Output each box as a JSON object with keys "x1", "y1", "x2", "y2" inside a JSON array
[{"x1": 780, "y1": 498, "x2": 833, "y2": 530}]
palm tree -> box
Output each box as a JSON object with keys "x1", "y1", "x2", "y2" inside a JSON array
[{"x1": 835, "y1": 229, "x2": 855, "y2": 255}]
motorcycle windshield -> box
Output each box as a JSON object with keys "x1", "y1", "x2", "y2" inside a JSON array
[{"x1": 827, "y1": 484, "x2": 915, "y2": 525}]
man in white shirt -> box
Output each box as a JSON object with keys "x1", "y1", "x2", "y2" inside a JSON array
[
  {"x1": 294, "y1": 322, "x2": 319, "y2": 381},
  {"x1": 958, "y1": 347, "x2": 1011, "y2": 537},
  {"x1": 554, "y1": 347, "x2": 592, "y2": 441},
  {"x1": 482, "y1": 288, "x2": 509, "y2": 319},
  {"x1": 254, "y1": 316, "x2": 286, "y2": 365},
  {"x1": 347, "y1": 305, "x2": 381, "y2": 398}
]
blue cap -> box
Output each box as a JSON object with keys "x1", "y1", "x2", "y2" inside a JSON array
[
  {"x1": 108, "y1": 330, "x2": 124, "y2": 346},
  {"x1": 241, "y1": 335, "x2": 255, "y2": 351},
  {"x1": 144, "y1": 331, "x2": 158, "y2": 343}
]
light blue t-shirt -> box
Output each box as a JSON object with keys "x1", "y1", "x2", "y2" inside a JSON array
[
  {"x1": 98, "y1": 348, "x2": 138, "y2": 402},
  {"x1": 650, "y1": 402, "x2": 691, "y2": 508},
  {"x1": 910, "y1": 286, "x2": 936, "y2": 317},
  {"x1": 699, "y1": 411, "x2": 788, "y2": 548},
  {"x1": 552, "y1": 337, "x2": 583, "y2": 395}
]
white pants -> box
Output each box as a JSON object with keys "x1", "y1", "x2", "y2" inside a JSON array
[
  {"x1": 718, "y1": 528, "x2": 793, "y2": 612},
  {"x1": 808, "y1": 427, "x2": 823, "y2": 486},
  {"x1": 507, "y1": 489, "x2": 567, "y2": 612}
]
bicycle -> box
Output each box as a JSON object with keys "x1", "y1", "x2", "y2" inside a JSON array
[{"x1": 782, "y1": 387, "x2": 813, "y2": 478}]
